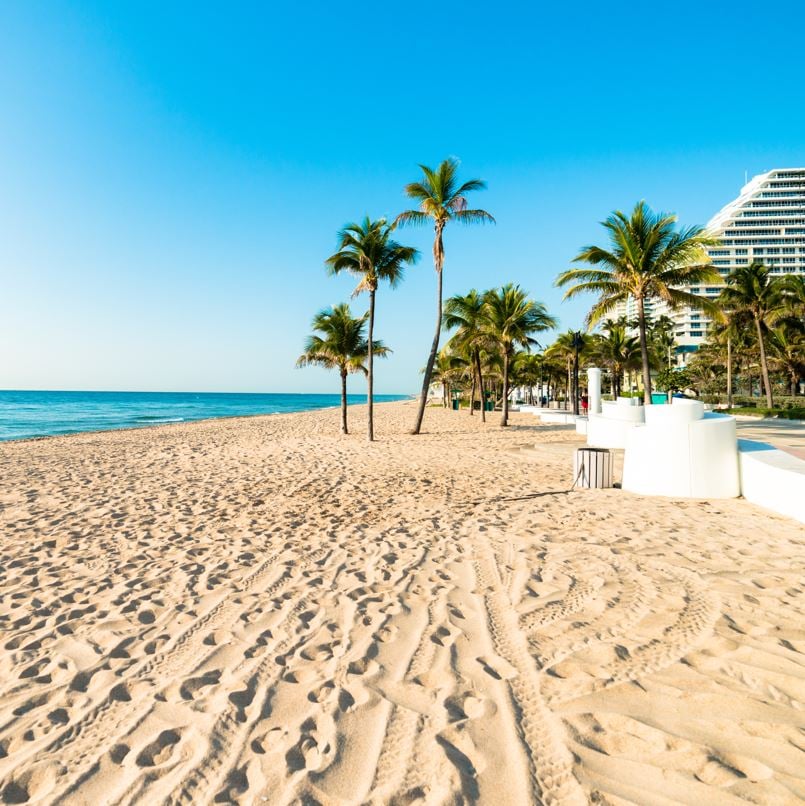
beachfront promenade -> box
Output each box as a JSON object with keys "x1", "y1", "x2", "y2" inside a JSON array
[{"x1": 0, "y1": 400, "x2": 803, "y2": 804}]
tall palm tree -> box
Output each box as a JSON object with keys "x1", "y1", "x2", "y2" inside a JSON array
[
  {"x1": 326, "y1": 217, "x2": 418, "y2": 441},
  {"x1": 556, "y1": 201, "x2": 719, "y2": 405},
  {"x1": 719, "y1": 263, "x2": 786, "y2": 408},
  {"x1": 394, "y1": 158, "x2": 494, "y2": 434},
  {"x1": 592, "y1": 324, "x2": 642, "y2": 398},
  {"x1": 443, "y1": 289, "x2": 490, "y2": 421},
  {"x1": 296, "y1": 304, "x2": 389, "y2": 435},
  {"x1": 483, "y1": 284, "x2": 556, "y2": 426}
]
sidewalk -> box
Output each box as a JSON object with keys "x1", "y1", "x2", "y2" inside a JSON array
[{"x1": 735, "y1": 417, "x2": 805, "y2": 460}]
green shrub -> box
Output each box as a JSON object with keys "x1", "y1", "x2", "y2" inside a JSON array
[{"x1": 722, "y1": 406, "x2": 805, "y2": 420}]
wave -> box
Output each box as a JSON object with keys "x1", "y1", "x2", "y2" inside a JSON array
[{"x1": 132, "y1": 416, "x2": 185, "y2": 423}]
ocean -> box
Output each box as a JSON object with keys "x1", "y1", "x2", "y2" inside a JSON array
[{"x1": 0, "y1": 390, "x2": 409, "y2": 442}]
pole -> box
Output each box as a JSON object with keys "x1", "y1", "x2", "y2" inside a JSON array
[
  {"x1": 727, "y1": 337, "x2": 733, "y2": 409},
  {"x1": 572, "y1": 331, "x2": 581, "y2": 416}
]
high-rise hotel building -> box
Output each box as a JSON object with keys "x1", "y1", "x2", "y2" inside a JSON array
[
  {"x1": 611, "y1": 169, "x2": 805, "y2": 363},
  {"x1": 672, "y1": 168, "x2": 805, "y2": 360}
]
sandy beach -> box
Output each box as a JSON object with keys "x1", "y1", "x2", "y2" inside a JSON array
[{"x1": 1, "y1": 400, "x2": 804, "y2": 805}]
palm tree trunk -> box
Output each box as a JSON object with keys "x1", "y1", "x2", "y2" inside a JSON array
[
  {"x1": 469, "y1": 367, "x2": 476, "y2": 416},
  {"x1": 726, "y1": 337, "x2": 733, "y2": 409},
  {"x1": 755, "y1": 315, "x2": 774, "y2": 408},
  {"x1": 637, "y1": 296, "x2": 652, "y2": 405},
  {"x1": 367, "y1": 288, "x2": 375, "y2": 441},
  {"x1": 411, "y1": 223, "x2": 445, "y2": 435},
  {"x1": 340, "y1": 369, "x2": 348, "y2": 434},
  {"x1": 501, "y1": 349, "x2": 510, "y2": 426},
  {"x1": 475, "y1": 350, "x2": 486, "y2": 423}
]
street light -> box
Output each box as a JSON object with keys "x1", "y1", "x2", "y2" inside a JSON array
[{"x1": 571, "y1": 330, "x2": 584, "y2": 416}]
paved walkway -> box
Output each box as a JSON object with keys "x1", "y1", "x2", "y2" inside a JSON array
[{"x1": 735, "y1": 417, "x2": 805, "y2": 459}]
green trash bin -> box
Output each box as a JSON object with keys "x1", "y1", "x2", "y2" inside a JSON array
[
  {"x1": 452, "y1": 399, "x2": 460, "y2": 411},
  {"x1": 484, "y1": 401, "x2": 494, "y2": 412}
]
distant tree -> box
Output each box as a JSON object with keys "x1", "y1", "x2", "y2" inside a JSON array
[
  {"x1": 297, "y1": 304, "x2": 388, "y2": 434},
  {"x1": 556, "y1": 201, "x2": 718, "y2": 404},
  {"x1": 326, "y1": 217, "x2": 418, "y2": 441},
  {"x1": 655, "y1": 366, "x2": 691, "y2": 394},
  {"x1": 394, "y1": 158, "x2": 494, "y2": 434}
]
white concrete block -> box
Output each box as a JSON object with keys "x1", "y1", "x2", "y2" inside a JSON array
[
  {"x1": 738, "y1": 439, "x2": 805, "y2": 523},
  {"x1": 622, "y1": 410, "x2": 740, "y2": 499}
]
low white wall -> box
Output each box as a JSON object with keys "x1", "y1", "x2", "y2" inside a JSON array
[
  {"x1": 587, "y1": 415, "x2": 641, "y2": 449},
  {"x1": 622, "y1": 411, "x2": 740, "y2": 499},
  {"x1": 738, "y1": 439, "x2": 805, "y2": 523},
  {"x1": 540, "y1": 411, "x2": 578, "y2": 425},
  {"x1": 601, "y1": 402, "x2": 646, "y2": 423}
]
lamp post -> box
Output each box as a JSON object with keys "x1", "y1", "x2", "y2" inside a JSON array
[{"x1": 572, "y1": 330, "x2": 583, "y2": 416}]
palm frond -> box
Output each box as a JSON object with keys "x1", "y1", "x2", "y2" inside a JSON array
[
  {"x1": 453, "y1": 209, "x2": 496, "y2": 225},
  {"x1": 392, "y1": 210, "x2": 431, "y2": 229}
]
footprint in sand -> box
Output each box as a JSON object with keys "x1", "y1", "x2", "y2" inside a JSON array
[
  {"x1": 476, "y1": 655, "x2": 518, "y2": 681},
  {"x1": 134, "y1": 729, "x2": 182, "y2": 768},
  {"x1": 179, "y1": 669, "x2": 222, "y2": 701}
]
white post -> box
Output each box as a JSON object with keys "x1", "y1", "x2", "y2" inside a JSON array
[{"x1": 587, "y1": 367, "x2": 602, "y2": 415}]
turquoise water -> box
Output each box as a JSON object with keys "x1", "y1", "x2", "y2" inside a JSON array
[{"x1": 0, "y1": 391, "x2": 408, "y2": 442}]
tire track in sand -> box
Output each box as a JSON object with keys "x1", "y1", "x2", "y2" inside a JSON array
[{"x1": 473, "y1": 541, "x2": 586, "y2": 806}]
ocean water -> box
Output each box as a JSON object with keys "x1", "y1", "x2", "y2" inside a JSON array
[{"x1": 0, "y1": 390, "x2": 409, "y2": 442}]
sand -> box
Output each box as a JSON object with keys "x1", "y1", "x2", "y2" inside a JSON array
[{"x1": 0, "y1": 400, "x2": 803, "y2": 805}]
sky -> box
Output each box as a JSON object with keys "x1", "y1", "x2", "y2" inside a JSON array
[{"x1": 1, "y1": 1, "x2": 803, "y2": 394}]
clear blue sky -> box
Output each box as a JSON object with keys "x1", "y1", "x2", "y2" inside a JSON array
[{"x1": 1, "y1": 1, "x2": 803, "y2": 394}]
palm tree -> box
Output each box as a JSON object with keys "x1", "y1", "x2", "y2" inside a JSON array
[
  {"x1": 296, "y1": 304, "x2": 389, "y2": 434},
  {"x1": 545, "y1": 331, "x2": 582, "y2": 410},
  {"x1": 649, "y1": 314, "x2": 677, "y2": 370},
  {"x1": 719, "y1": 263, "x2": 786, "y2": 408},
  {"x1": 430, "y1": 347, "x2": 469, "y2": 409},
  {"x1": 768, "y1": 322, "x2": 805, "y2": 397},
  {"x1": 592, "y1": 323, "x2": 642, "y2": 398},
  {"x1": 394, "y1": 158, "x2": 494, "y2": 434},
  {"x1": 483, "y1": 284, "x2": 556, "y2": 426},
  {"x1": 781, "y1": 274, "x2": 805, "y2": 318},
  {"x1": 443, "y1": 289, "x2": 490, "y2": 421},
  {"x1": 708, "y1": 310, "x2": 754, "y2": 408},
  {"x1": 326, "y1": 217, "x2": 418, "y2": 441},
  {"x1": 511, "y1": 351, "x2": 544, "y2": 404},
  {"x1": 556, "y1": 201, "x2": 719, "y2": 405}
]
